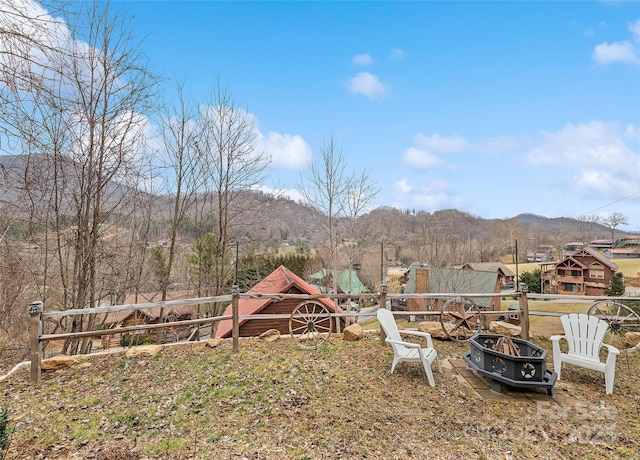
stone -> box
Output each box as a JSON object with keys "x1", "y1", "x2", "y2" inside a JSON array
[
  {"x1": 489, "y1": 320, "x2": 522, "y2": 337},
  {"x1": 625, "y1": 331, "x2": 640, "y2": 347},
  {"x1": 41, "y1": 354, "x2": 77, "y2": 370},
  {"x1": 417, "y1": 321, "x2": 451, "y2": 340},
  {"x1": 343, "y1": 323, "x2": 363, "y2": 341},
  {"x1": 259, "y1": 329, "x2": 281, "y2": 342},
  {"x1": 205, "y1": 338, "x2": 222, "y2": 348},
  {"x1": 125, "y1": 345, "x2": 163, "y2": 358}
]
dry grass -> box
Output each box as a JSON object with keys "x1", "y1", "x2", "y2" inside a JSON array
[
  {"x1": 612, "y1": 259, "x2": 640, "y2": 279},
  {"x1": 2, "y1": 332, "x2": 639, "y2": 460},
  {"x1": 499, "y1": 300, "x2": 594, "y2": 338}
]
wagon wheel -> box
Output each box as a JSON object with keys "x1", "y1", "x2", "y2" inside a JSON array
[
  {"x1": 587, "y1": 301, "x2": 640, "y2": 352},
  {"x1": 440, "y1": 296, "x2": 482, "y2": 342},
  {"x1": 289, "y1": 300, "x2": 333, "y2": 349}
]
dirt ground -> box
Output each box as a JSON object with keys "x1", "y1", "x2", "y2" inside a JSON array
[{"x1": 1, "y1": 332, "x2": 639, "y2": 460}]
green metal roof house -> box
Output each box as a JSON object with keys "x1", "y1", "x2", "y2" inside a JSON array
[{"x1": 308, "y1": 269, "x2": 368, "y2": 295}]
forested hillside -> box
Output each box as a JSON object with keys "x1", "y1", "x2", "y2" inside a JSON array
[{"x1": 0, "y1": 0, "x2": 635, "y2": 372}]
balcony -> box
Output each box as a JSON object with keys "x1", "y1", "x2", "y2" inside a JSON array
[
  {"x1": 556, "y1": 275, "x2": 584, "y2": 283},
  {"x1": 556, "y1": 289, "x2": 584, "y2": 296}
]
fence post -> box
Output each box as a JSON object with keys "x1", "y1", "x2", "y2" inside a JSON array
[
  {"x1": 379, "y1": 284, "x2": 387, "y2": 346},
  {"x1": 232, "y1": 285, "x2": 239, "y2": 353},
  {"x1": 518, "y1": 292, "x2": 529, "y2": 340},
  {"x1": 28, "y1": 301, "x2": 43, "y2": 383}
]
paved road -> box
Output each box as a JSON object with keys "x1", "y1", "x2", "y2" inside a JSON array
[{"x1": 625, "y1": 286, "x2": 640, "y2": 297}]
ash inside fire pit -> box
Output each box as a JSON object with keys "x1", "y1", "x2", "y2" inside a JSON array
[{"x1": 463, "y1": 334, "x2": 557, "y2": 395}]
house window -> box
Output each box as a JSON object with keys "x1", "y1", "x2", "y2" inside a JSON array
[{"x1": 589, "y1": 263, "x2": 605, "y2": 279}]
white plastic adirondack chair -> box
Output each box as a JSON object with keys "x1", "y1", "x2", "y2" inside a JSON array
[
  {"x1": 377, "y1": 308, "x2": 440, "y2": 386},
  {"x1": 550, "y1": 313, "x2": 620, "y2": 395}
]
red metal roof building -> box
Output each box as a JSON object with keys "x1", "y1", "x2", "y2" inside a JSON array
[{"x1": 215, "y1": 265, "x2": 350, "y2": 338}]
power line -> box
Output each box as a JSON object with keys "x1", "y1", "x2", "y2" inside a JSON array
[
  {"x1": 583, "y1": 189, "x2": 640, "y2": 215},
  {"x1": 542, "y1": 122, "x2": 631, "y2": 216}
]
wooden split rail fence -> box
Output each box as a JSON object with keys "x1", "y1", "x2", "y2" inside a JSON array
[{"x1": 26, "y1": 288, "x2": 638, "y2": 383}]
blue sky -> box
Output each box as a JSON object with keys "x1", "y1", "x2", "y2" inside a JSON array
[{"x1": 37, "y1": 1, "x2": 640, "y2": 230}]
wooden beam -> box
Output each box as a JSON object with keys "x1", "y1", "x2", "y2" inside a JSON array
[
  {"x1": 519, "y1": 293, "x2": 530, "y2": 340},
  {"x1": 379, "y1": 285, "x2": 388, "y2": 346},
  {"x1": 28, "y1": 301, "x2": 43, "y2": 383},
  {"x1": 232, "y1": 285, "x2": 239, "y2": 352}
]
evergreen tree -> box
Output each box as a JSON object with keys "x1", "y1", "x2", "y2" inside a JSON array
[
  {"x1": 605, "y1": 272, "x2": 625, "y2": 297},
  {"x1": 519, "y1": 269, "x2": 541, "y2": 294}
]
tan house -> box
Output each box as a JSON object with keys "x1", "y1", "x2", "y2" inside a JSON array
[
  {"x1": 604, "y1": 248, "x2": 640, "y2": 259},
  {"x1": 540, "y1": 247, "x2": 618, "y2": 296},
  {"x1": 102, "y1": 291, "x2": 196, "y2": 347}
]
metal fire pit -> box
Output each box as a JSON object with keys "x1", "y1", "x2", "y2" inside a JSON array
[{"x1": 462, "y1": 334, "x2": 557, "y2": 396}]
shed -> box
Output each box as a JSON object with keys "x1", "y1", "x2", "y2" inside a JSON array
[
  {"x1": 403, "y1": 264, "x2": 500, "y2": 313},
  {"x1": 460, "y1": 262, "x2": 515, "y2": 286},
  {"x1": 215, "y1": 265, "x2": 350, "y2": 339}
]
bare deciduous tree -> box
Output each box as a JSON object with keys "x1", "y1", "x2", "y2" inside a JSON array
[
  {"x1": 0, "y1": 1, "x2": 159, "y2": 355},
  {"x1": 191, "y1": 82, "x2": 269, "y2": 313},
  {"x1": 297, "y1": 136, "x2": 350, "y2": 300},
  {"x1": 340, "y1": 167, "x2": 378, "y2": 281},
  {"x1": 156, "y1": 84, "x2": 203, "y2": 300},
  {"x1": 601, "y1": 212, "x2": 628, "y2": 244},
  {"x1": 577, "y1": 214, "x2": 600, "y2": 244},
  {"x1": 297, "y1": 136, "x2": 378, "y2": 322}
]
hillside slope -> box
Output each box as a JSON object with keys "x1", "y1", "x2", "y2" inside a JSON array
[{"x1": 1, "y1": 336, "x2": 639, "y2": 459}]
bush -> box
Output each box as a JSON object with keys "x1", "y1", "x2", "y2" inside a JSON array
[
  {"x1": 0, "y1": 407, "x2": 12, "y2": 460},
  {"x1": 119, "y1": 334, "x2": 157, "y2": 347},
  {"x1": 625, "y1": 300, "x2": 640, "y2": 316}
]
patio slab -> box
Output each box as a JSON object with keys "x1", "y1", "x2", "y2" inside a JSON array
[{"x1": 449, "y1": 358, "x2": 579, "y2": 407}]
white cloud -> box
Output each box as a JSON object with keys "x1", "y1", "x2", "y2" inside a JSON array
[
  {"x1": 402, "y1": 147, "x2": 442, "y2": 169},
  {"x1": 629, "y1": 19, "x2": 640, "y2": 41},
  {"x1": 390, "y1": 48, "x2": 405, "y2": 60},
  {"x1": 481, "y1": 135, "x2": 521, "y2": 153},
  {"x1": 0, "y1": 1, "x2": 74, "y2": 92},
  {"x1": 593, "y1": 20, "x2": 640, "y2": 66},
  {"x1": 352, "y1": 53, "x2": 373, "y2": 66},
  {"x1": 593, "y1": 41, "x2": 638, "y2": 65},
  {"x1": 347, "y1": 72, "x2": 388, "y2": 99},
  {"x1": 199, "y1": 106, "x2": 311, "y2": 170},
  {"x1": 251, "y1": 184, "x2": 304, "y2": 203},
  {"x1": 401, "y1": 133, "x2": 471, "y2": 170},
  {"x1": 392, "y1": 178, "x2": 459, "y2": 210},
  {"x1": 524, "y1": 121, "x2": 639, "y2": 199},
  {"x1": 414, "y1": 133, "x2": 470, "y2": 152},
  {"x1": 258, "y1": 131, "x2": 312, "y2": 169},
  {"x1": 0, "y1": 1, "x2": 70, "y2": 50},
  {"x1": 393, "y1": 178, "x2": 413, "y2": 194}
]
